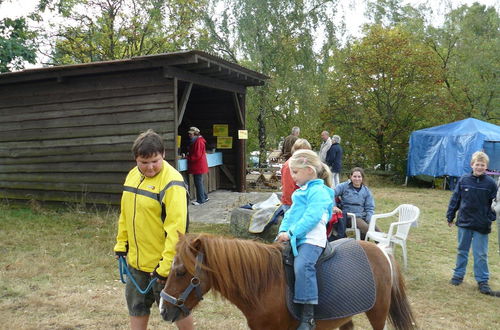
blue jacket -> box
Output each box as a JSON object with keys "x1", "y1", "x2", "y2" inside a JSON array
[
  {"x1": 325, "y1": 143, "x2": 343, "y2": 172},
  {"x1": 446, "y1": 173, "x2": 497, "y2": 234},
  {"x1": 334, "y1": 180, "x2": 375, "y2": 223},
  {"x1": 279, "y1": 179, "x2": 334, "y2": 256}
]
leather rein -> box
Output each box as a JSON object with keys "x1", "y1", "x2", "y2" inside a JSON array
[{"x1": 159, "y1": 253, "x2": 205, "y2": 321}]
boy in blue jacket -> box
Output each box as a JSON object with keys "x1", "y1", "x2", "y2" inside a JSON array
[{"x1": 447, "y1": 151, "x2": 499, "y2": 297}]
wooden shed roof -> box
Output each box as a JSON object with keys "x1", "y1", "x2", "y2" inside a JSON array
[{"x1": 0, "y1": 50, "x2": 268, "y2": 88}]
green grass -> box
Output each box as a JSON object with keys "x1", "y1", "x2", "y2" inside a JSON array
[{"x1": 1, "y1": 186, "x2": 499, "y2": 329}]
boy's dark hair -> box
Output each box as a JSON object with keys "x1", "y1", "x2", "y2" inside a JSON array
[{"x1": 132, "y1": 129, "x2": 165, "y2": 158}]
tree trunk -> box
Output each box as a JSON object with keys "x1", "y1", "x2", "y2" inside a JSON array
[
  {"x1": 376, "y1": 133, "x2": 386, "y2": 170},
  {"x1": 258, "y1": 108, "x2": 267, "y2": 167}
]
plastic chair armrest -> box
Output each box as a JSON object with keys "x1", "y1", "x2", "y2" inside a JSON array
[
  {"x1": 346, "y1": 213, "x2": 356, "y2": 228},
  {"x1": 386, "y1": 219, "x2": 416, "y2": 241},
  {"x1": 368, "y1": 213, "x2": 388, "y2": 231}
]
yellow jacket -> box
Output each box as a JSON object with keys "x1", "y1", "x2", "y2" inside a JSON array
[{"x1": 114, "y1": 160, "x2": 187, "y2": 277}]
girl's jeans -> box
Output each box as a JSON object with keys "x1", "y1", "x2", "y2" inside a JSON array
[{"x1": 293, "y1": 243, "x2": 323, "y2": 304}]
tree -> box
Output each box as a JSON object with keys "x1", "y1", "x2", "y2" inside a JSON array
[
  {"x1": 207, "y1": 0, "x2": 339, "y2": 166},
  {"x1": 34, "y1": 0, "x2": 210, "y2": 64},
  {"x1": 322, "y1": 25, "x2": 443, "y2": 171},
  {"x1": 425, "y1": 3, "x2": 500, "y2": 122},
  {"x1": 0, "y1": 16, "x2": 37, "y2": 72}
]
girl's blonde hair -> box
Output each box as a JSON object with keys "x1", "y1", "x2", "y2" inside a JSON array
[
  {"x1": 289, "y1": 149, "x2": 332, "y2": 187},
  {"x1": 291, "y1": 138, "x2": 311, "y2": 154}
]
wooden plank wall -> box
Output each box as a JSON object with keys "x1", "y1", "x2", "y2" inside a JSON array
[
  {"x1": 178, "y1": 86, "x2": 241, "y2": 191},
  {"x1": 0, "y1": 68, "x2": 175, "y2": 205},
  {"x1": 182, "y1": 166, "x2": 220, "y2": 200}
]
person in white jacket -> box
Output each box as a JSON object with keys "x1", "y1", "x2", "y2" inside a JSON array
[{"x1": 319, "y1": 131, "x2": 332, "y2": 164}]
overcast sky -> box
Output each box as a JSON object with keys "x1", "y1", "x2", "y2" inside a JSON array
[
  {"x1": 2, "y1": 0, "x2": 499, "y2": 23},
  {"x1": 1, "y1": 0, "x2": 499, "y2": 68}
]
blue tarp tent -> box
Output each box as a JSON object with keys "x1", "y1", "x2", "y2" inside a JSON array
[{"x1": 407, "y1": 118, "x2": 500, "y2": 177}]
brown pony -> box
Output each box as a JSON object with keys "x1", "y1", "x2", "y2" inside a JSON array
[{"x1": 160, "y1": 233, "x2": 416, "y2": 330}]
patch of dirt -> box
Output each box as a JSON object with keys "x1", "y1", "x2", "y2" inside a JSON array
[{"x1": 188, "y1": 190, "x2": 275, "y2": 224}]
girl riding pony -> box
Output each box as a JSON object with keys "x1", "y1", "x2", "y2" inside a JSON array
[{"x1": 276, "y1": 149, "x2": 334, "y2": 330}]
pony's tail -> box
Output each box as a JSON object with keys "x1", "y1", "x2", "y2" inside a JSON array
[{"x1": 388, "y1": 256, "x2": 417, "y2": 330}]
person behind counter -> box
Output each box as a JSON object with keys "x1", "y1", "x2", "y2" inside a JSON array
[{"x1": 187, "y1": 126, "x2": 209, "y2": 205}]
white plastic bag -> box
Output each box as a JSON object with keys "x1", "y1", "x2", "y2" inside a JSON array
[{"x1": 252, "y1": 193, "x2": 280, "y2": 210}]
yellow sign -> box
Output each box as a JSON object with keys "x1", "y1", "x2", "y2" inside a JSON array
[
  {"x1": 217, "y1": 136, "x2": 233, "y2": 149},
  {"x1": 177, "y1": 135, "x2": 181, "y2": 148},
  {"x1": 213, "y1": 124, "x2": 229, "y2": 137},
  {"x1": 238, "y1": 130, "x2": 248, "y2": 139}
]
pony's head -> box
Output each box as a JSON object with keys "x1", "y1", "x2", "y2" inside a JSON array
[
  {"x1": 159, "y1": 233, "x2": 285, "y2": 322},
  {"x1": 159, "y1": 233, "x2": 211, "y2": 322}
]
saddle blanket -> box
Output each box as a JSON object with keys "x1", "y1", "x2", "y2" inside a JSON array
[{"x1": 286, "y1": 238, "x2": 376, "y2": 320}]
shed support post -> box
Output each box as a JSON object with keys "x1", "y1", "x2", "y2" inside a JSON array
[{"x1": 177, "y1": 82, "x2": 193, "y2": 126}]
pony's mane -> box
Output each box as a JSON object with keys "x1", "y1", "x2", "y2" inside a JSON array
[{"x1": 177, "y1": 233, "x2": 284, "y2": 307}]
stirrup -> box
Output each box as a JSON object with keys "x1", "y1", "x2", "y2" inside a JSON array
[{"x1": 297, "y1": 319, "x2": 315, "y2": 330}]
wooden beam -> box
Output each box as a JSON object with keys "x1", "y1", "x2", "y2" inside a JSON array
[
  {"x1": 0, "y1": 90, "x2": 174, "y2": 115},
  {"x1": 0, "y1": 181, "x2": 124, "y2": 194},
  {"x1": 238, "y1": 93, "x2": 247, "y2": 192},
  {"x1": 0, "y1": 62, "x2": 162, "y2": 85},
  {"x1": 0, "y1": 189, "x2": 122, "y2": 205},
  {"x1": 0, "y1": 108, "x2": 175, "y2": 133},
  {"x1": 0, "y1": 132, "x2": 173, "y2": 149},
  {"x1": 0, "y1": 121, "x2": 174, "y2": 143},
  {"x1": 0, "y1": 151, "x2": 132, "y2": 165},
  {"x1": 163, "y1": 66, "x2": 245, "y2": 94},
  {"x1": 0, "y1": 172, "x2": 126, "y2": 184},
  {"x1": 178, "y1": 82, "x2": 193, "y2": 125},
  {"x1": 219, "y1": 164, "x2": 236, "y2": 187},
  {"x1": 2, "y1": 102, "x2": 173, "y2": 124},
  {"x1": 0, "y1": 143, "x2": 131, "y2": 158},
  {"x1": 232, "y1": 92, "x2": 245, "y2": 126},
  {"x1": 0, "y1": 162, "x2": 133, "y2": 173}
]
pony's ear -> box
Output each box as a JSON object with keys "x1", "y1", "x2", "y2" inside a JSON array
[{"x1": 189, "y1": 234, "x2": 204, "y2": 253}]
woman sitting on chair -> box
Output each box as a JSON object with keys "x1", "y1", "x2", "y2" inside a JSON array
[{"x1": 333, "y1": 167, "x2": 377, "y2": 240}]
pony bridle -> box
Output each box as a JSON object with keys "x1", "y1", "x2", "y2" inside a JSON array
[{"x1": 159, "y1": 253, "x2": 205, "y2": 322}]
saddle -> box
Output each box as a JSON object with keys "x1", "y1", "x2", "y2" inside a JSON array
[{"x1": 282, "y1": 238, "x2": 376, "y2": 320}]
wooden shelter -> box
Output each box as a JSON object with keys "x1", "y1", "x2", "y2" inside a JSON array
[{"x1": 0, "y1": 50, "x2": 267, "y2": 205}]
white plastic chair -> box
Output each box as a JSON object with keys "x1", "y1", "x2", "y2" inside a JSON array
[
  {"x1": 364, "y1": 204, "x2": 420, "y2": 269},
  {"x1": 345, "y1": 212, "x2": 361, "y2": 240}
]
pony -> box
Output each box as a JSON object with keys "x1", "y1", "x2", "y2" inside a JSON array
[{"x1": 159, "y1": 233, "x2": 416, "y2": 330}]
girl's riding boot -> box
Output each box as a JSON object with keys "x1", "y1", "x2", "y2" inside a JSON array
[{"x1": 297, "y1": 304, "x2": 315, "y2": 330}]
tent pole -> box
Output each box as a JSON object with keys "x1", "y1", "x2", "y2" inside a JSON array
[{"x1": 404, "y1": 176, "x2": 408, "y2": 187}]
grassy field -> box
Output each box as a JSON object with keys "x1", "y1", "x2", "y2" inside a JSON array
[{"x1": 1, "y1": 185, "x2": 499, "y2": 330}]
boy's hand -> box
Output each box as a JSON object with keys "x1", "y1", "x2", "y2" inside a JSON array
[
  {"x1": 447, "y1": 220, "x2": 455, "y2": 227},
  {"x1": 151, "y1": 270, "x2": 167, "y2": 285},
  {"x1": 115, "y1": 251, "x2": 127, "y2": 259}
]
